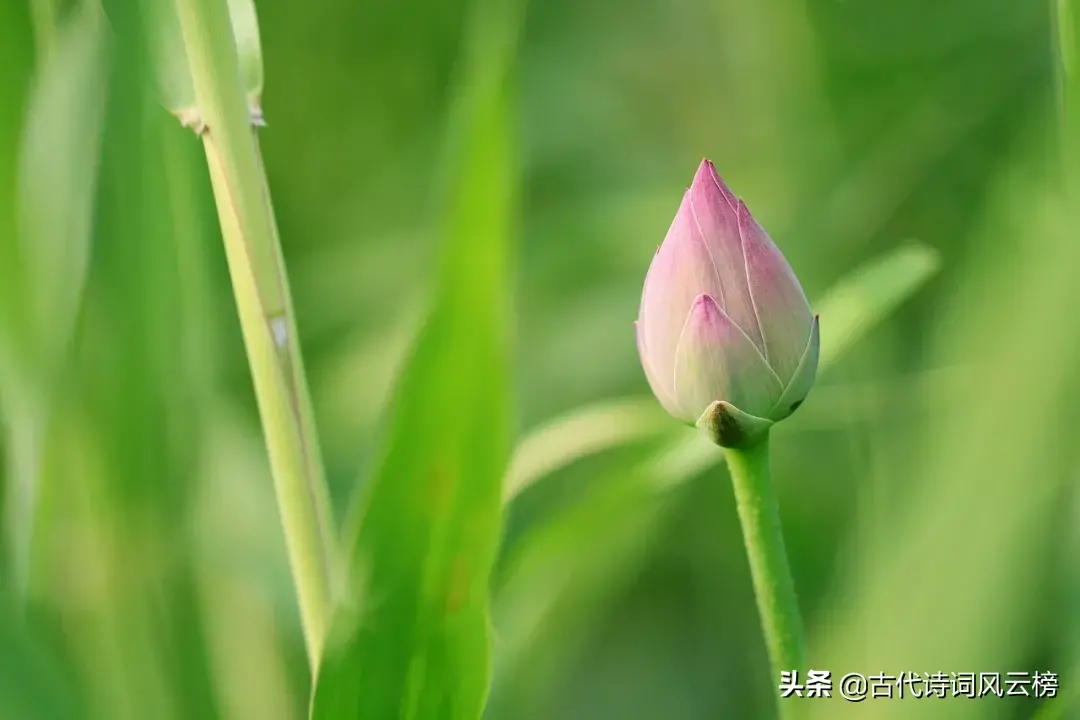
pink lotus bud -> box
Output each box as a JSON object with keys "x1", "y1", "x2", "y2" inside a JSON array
[{"x1": 636, "y1": 159, "x2": 819, "y2": 446}]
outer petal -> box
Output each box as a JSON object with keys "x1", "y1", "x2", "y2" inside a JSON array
[
  {"x1": 672, "y1": 294, "x2": 783, "y2": 421},
  {"x1": 635, "y1": 320, "x2": 682, "y2": 419},
  {"x1": 640, "y1": 190, "x2": 726, "y2": 384},
  {"x1": 688, "y1": 161, "x2": 765, "y2": 353},
  {"x1": 739, "y1": 200, "x2": 813, "y2": 384},
  {"x1": 767, "y1": 315, "x2": 820, "y2": 422}
]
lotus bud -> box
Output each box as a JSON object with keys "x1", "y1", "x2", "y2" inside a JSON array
[{"x1": 636, "y1": 159, "x2": 819, "y2": 448}]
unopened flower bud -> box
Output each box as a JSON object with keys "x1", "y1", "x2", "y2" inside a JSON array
[{"x1": 635, "y1": 159, "x2": 819, "y2": 447}]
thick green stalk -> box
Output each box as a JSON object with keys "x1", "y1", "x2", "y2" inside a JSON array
[
  {"x1": 723, "y1": 434, "x2": 805, "y2": 720},
  {"x1": 172, "y1": 0, "x2": 335, "y2": 668}
]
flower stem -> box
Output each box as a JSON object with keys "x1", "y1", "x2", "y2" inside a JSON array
[
  {"x1": 172, "y1": 0, "x2": 336, "y2": 669},
  {"x1": 723, "y1": 433, "x2": 805, "y2": 719}
]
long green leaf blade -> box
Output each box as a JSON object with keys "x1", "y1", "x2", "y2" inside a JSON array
[
  {"x1": 310, "y1": 0, "x2": 525, "y2": 716},
  {"x1": 1, "y1": 0, "x2": 108, "y2": 599},
  {"x1": 814, "y1": 240, "x2": 940, "y2": 368}
]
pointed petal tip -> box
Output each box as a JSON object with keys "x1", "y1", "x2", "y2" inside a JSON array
[
  {"x1": 693, "y1": 158, "x2": 720, "y2": 185},
  {"x1": 684, "y1": 293, "x2": 724, "y2": 336},
  {"x1": 691, "y1": 292, "x2": 722, "y2": 316},
  {"x1": 691, "y1": 158, "x2": 737, "y2": 211},
  {"x1": 697, "y1": 159, "x2": 724, "y2": 182}
]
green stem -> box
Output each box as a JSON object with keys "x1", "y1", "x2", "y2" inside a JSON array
[
  {"x1": 172, "y1": 0, "x2": 335, "y2": 669},
  {"x1": 723, "y1": 434, "x2": 805, "y2": 719}
]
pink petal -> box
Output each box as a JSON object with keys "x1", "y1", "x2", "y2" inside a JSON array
[
  {"x1": 687, "y1": 161, "x2": 765, "y2": 354},
  {"x1": 672, "y1": 294, "x2": 783, "y2": 421},
  {"x1": 696, "y1": 158, "x2": 738, "y2": 212},
  {"x1": 639, "y1": 190, "x2": 726, "y2": 385},
  {"x1": 738, "y1": 201, "x2": 813, "y2": 385},
  {"x1": 635, "y1": 321, "x2": 682, "y2": 419},
  {"x1": 768, "y1": 315, "x2": 820, "y2": 422}
]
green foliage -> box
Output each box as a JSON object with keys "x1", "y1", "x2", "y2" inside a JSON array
[
  {"x1": 0, "y1": 0, "x2": 107, "y2": 597},
  {"x1": 311, "y1": 1, "x2": 525, "y2": 717},
  {"x1": 0, "y1": 0, "x2": 1074, "y2": 719},
  {"x1": 0, "y1": 604, "x2": 84, "y2": 720}
]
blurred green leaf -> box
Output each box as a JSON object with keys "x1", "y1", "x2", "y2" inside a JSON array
[
  {"x1": 310, "y1": 0, "x2": 524, "y2": 717},
  {"x1": 806, "y1": 114, "x2": 1077, "y2": 720},
  {"x1": 503, "y1": 397, "x2": 667, "y2": 501},
  {"x1": 0, "y1": 0, "x2": 32, "y2": 275},
  {"x1": 33, "y1": 3, "x2": 227, "y2": 715},
  {"x1": 0, "y1": 606, "x2": 85, "y2": 720},
  {"x1": 9, "y1": 0, "x2": 107, "y2": 380},
  {"x1": 488, "y1": 461, "x2": 677, "y2": 717},
  {"x1": 192, "y1": 409, "x2": 301, "y2": 720},
  {"x1": 148, "y1": 0, "x2": 264, "y2": 120},
  {"x1": 814, "y1": 241, "x2": 940, "y2": 368},
  {"x1": 0, "y1": 0, "x2": 108, "y2": 598}
]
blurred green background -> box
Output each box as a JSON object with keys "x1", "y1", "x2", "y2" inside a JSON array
[{"x1": 0, "y1": 0, "x2": 1077, "y2": 718}]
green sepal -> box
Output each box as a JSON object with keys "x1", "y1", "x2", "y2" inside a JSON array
[{"x1": 696, "y1": 400, "x2": 774, "y2": 449}]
